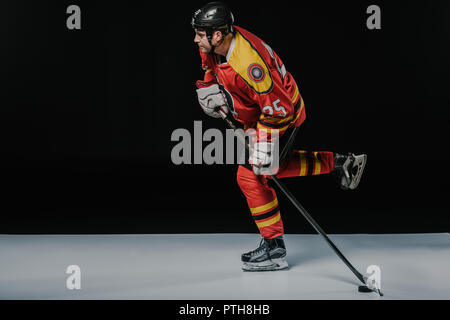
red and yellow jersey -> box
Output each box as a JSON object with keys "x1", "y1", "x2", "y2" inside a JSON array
[{"x1": 198, "y1": 25, "x2": 306, "y2": 140}]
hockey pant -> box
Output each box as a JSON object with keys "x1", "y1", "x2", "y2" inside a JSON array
[{"x1": 236, "y1": 150, "x2": 334, "y2": 239}]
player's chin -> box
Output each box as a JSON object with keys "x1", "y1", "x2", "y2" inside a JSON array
[{"x1": 199, "y1": 47, "x2": 211, "y2": 53}]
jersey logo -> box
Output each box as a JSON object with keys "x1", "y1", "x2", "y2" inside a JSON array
[
  {"x1": 227, "y1": 30, "x2": 273, "y2": 94},
  {"x1": 247, "y1": 63, "x2": 265, "y2": 83}
]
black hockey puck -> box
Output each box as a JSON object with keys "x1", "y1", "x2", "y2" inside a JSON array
[{"x1": 358, "y1": 286, "x2": 373, "y2": 293}]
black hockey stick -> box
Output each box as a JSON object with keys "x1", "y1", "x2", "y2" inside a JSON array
[{"x1": 218, "y1": 110, "x2": 383, "y2": 296}]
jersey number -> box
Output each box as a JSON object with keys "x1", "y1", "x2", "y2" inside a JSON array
[{"x1": 262, "y1": 99, "x2": 287, "y2": 117}]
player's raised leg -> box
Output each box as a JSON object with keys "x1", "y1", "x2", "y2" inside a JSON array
[{"x1": 274, "y1": 150, "x2": 367, "y2": 190}]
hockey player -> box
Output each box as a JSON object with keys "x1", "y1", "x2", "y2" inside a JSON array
[{"x1": 192, "y1": 2, "x2": 367, "y2": 271}]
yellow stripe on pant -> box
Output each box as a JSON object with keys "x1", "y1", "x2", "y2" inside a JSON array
[
  {"x1": 298, "y1": 151, "x2": 307, "y2": 176},
  {"x1": 298, "y1": 150, "x2": 322, "y2": 176},
  {"x1": 313, "y1": 151, "x2": 321, "y2": 175},
  {"x1": 250, "y1": 198, "x2": 278, "y2": 214},
  {"x1": 255, "y1": 212, "x2": 281, "y2": 228}
]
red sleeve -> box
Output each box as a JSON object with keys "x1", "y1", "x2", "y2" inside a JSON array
[{"x1": 196, "y1": 50, "x2": 217, "y2": 85}]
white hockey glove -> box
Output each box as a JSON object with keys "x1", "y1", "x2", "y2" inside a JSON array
[
  {"x1": 196, "y1": 84, "x2": 229, "y2": 118},
  {"x1": 249, "y1": 141, "x2": 276, "y2": 175}
]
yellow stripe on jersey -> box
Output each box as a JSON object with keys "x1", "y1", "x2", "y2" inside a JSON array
[
  {"x1": 255, "y1": 125, "x2": 290, "y2": 135},
  {"x1": 228, "y1": 31, "x2": 273, "y2": 94},
  {"x1": 291, "y1": 97, "x2": 305, "y2": 124},
  {"x1": 259, "y1": 113, "x2": 294, "y2": 125},
  {"x1": 291, "y1": 84, "x2": 300, "y2": 104},
  {"x1": 250, "y1": 198, "x2": 278, "y2": 215},
  {"x1": 255, "y1": 212, "x2": 281, "y2": 228}
]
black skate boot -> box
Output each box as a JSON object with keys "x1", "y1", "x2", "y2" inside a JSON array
[
  {"x1": 334, "y1": 153, "x2": 367, "y2": 190},
  {"x1": 241, "y1": 236, "x2": 288, "y2": 271}
]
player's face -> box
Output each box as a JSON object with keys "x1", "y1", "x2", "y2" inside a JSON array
[{"x1": 194, "y1": 30, "x2": 212, "y2": 53}]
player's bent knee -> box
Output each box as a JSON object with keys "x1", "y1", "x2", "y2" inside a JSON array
[{"x1": 236, "y1": 165, "x2": 259, "y2": 189}]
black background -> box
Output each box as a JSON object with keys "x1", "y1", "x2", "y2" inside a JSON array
[{"x1": 1, "y1": 0, "x2": 449, "y2": 234}]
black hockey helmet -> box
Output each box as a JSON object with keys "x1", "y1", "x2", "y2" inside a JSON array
[{"x1": 191, "y1": 2, "x2": 234, "y2": 43}]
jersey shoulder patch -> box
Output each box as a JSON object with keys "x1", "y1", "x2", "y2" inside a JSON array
[{"x1": 228, "y1": 31, "x2": 273, "y2": 94}]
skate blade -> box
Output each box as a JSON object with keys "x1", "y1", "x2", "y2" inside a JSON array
[
  {"x1": 348, "y1": 154, "x2": 367, "y2": 190},
  {"x1": 242, "y1": 258, "x2": 289, "y2": 272}
]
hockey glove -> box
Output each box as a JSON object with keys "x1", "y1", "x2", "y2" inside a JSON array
[
  {"x1": 249, "y1": 141, "x2": 276, "y2": 175},
  {"x1": 196, "y1": 82, "x2": 229, "y2": 119}
]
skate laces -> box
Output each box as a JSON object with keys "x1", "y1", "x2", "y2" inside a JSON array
[{"x1": 249, "y1": 238, "x2": 270, "y2": 257}]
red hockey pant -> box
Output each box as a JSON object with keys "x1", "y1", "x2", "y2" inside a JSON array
[{"x1": 236, "y1": 150, "x2": 334, "y2": 239}]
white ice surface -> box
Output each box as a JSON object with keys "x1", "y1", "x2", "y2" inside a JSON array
[{"x1": 0, "y1": 233, "x2": 449, "y2": 300}]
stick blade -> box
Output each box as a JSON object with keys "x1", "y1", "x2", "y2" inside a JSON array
[
  {"x1": 358, "y1": 285, "x2": 384, "y2": 296},
  {"x1": 358, "y1": 285, "x2": 373, "y2": 293}
]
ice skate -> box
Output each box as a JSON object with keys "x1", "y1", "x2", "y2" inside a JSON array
[
  {"x1": 334, "y1": 153, "x2": 367, "y2": 190},
  {"x1": 241, "y1": 236, "x2": 288, "y2": 271}
]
